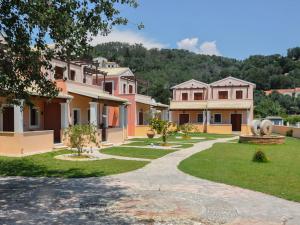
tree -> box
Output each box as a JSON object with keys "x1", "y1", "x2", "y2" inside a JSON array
[
  {"x1": 0, "y1": 0, "x2": 140, "y2": 104},
  {"x1": 254, "y1": 98, "x2": 286, "y2": 118},
  {"x1": 64, "y1": 125, "x2": 98, "y2": 156}
]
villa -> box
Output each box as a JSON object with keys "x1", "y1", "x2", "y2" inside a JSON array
[
  {"x1": 92, "y1": 57, "x2": 169, "y2": 136},
  {"x1": 0, "y1": 57, "x2": 168, "y2": 156},
  {"x1": 169, "y1": 76, "x2": 255, "y2": 134}
]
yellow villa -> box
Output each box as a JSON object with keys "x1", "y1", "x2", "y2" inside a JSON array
[{"x1": 169, "y1": 76, "x2": 255, "y2": 135}]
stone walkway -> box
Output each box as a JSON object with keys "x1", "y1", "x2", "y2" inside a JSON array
[{"x1": 1, "y1": 138, "x2": 300, "y2": 224}]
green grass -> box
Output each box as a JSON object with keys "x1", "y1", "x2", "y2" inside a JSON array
[
  {"x1": 0, "y1": 150, "x2": 148, "y2": 178},
  {"x1": 176, "y1": 132, "x2": 235, "y2": 139},
  {"x1": 178, "y1": 137, "x2": 300, "y2": 202},
  {"x1": 101, "y1": 147, "x2": 176, "y2": 159},
  {"x1": 123, "y1": 141, "x2": 193, "y2": 149}
]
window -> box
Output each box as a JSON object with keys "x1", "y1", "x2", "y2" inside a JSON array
[
  {"x1": 218, "y1": 91, "x2": 228, "y2": 99},
  {"x1": 70, "y1": 70, "x2": 76, "y2": 81},
  {"x1": 138, "y1": 110, "x2": 144, "y2": 125},
  {"x1": 182, "y1": 93, "x2": 188, "y2": 101},
  {"x1": 197, "y1": 113, "x2": 203, "y2": 123},
  {"x1": 236, "y1": 90, "x2": 243, "y2": 99},
  {"x1": 214, "y1": 114, "x2": 222, "y2": 123},
  {"x1": 29, "y1": 107, "x2": 39, "y2": 128},
  {"x1": 123, "y1": 84, "x2": 126, "y2": 94},
  {"x1": 194, "y1": 92, "x2": 203, "y2": 100},
  {"x1": 54, "y1": 66, "x2": 64, "y2": 79},
  {"x1": 129, "y1": 85, "x2": 133, "y2": 94},
  {"x1": 73, "y1": 109, "x2": 80, "y2": 125},
  {"x1": 104, "y1": 82, "x2": 113, "y2": 94}
]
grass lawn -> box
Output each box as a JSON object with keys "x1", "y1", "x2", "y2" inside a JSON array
[
  {"x1": 178, "y1": 137, "x2": 300, "y2": 202},
  {"x1": 176, "y1": 132, "x2": 235, "y2": 139},
  {"x1": 101, "y1": 147, "x2": 176, "y2": 159},
  {"x1": 123, "y1": 141, "x2": 193, "y2": 149},
  {"x1": 0, "y1": 150, "x2": 148, "y2": 178}
]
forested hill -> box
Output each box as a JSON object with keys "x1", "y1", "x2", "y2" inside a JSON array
[{"x1": 92, "y1": 42, "x2": 300, "y2": 104}]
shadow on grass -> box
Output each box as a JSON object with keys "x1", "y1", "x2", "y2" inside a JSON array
[
  {"x1": 0, "y1": 159, "x2": 105, "y2": 178},
  {"x1": 0, "y1": 176, "x2": 137, "y2": 224}
]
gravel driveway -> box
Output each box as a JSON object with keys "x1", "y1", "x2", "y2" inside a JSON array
[{"x1": 1, "y1": 137, "x2": 300, "y2": 225}]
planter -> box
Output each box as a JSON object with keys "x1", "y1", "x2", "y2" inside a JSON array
[{"x1": 147, "y1": 129, "x2": 155, "y2": 139}]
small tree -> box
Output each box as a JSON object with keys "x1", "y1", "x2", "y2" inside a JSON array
[
  {"x1": 64, "y1": 125, "x2": 98, "y2": 156},
  {"x1": 161, "y1": 121, "x2": 174, "y2": 145},
  {"x1": 149, "y1": 118, "x2": 165, "y2": 134},
  {"x1": 179, "y1": 123, "x2": 197, "y2": 139}
]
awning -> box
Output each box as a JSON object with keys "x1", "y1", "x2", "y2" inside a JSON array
[
  {"x1": 207, "y1": 100, "x2": 252, "y2": 109},
  {"x1": 170, "y1": 101, "x2": 207, "y2": 110},
  {"x1": 66, "y1": 82, "x2": 128, "y2": 103}
]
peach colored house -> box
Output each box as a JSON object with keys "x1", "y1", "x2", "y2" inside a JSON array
[
  {"x1": 92, "y1": 58, "x2": 169, "y2": 136},
  {"x1": 170, "y1": 77, "x2": 255, "y2": 134},
  {"x1": 265, "y1": 87, "x2": 300, "y2": 97}
]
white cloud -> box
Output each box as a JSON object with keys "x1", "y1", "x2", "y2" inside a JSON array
[
  {"x1": 90, "y1": 29, "x2": 166, "y2": 49},
  {"x1": 177, "y1": 37, "x2": 221, "y2": 56}
]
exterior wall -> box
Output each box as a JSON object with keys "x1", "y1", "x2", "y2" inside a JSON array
[
  {"x1": 135, "y1": 125, "x2": 151, "y2": 137},
  {"x1": 241, "y1": 125, "x2": 251, "y2": 135},
  {"x1": 207, "y1": 125, "x2": 232, "y2": 134},
  {"x1": 136, "y1": 102, "x2": 151, "y2": 125},
  {"x1": 69, "y1": 93, "x2": 92, "y2": 125},
  {"x1": 209, "y1": 109, "x2": 248, "y2": 124},
  {"x1": 61, "y1": 129, "x2": 102, "y2": 148},
  {"x1": 23, "y1": 99, "x2": 45, "y2": 131},
  {"x1": 273, "y1": 125, "x2": 300, "y2": 138},
  {"x1": 171, "y1": 110, "x2": 205, "y2": 124},
  {"x1": 107, "y1": 127, "x2": 125, "y2": 143},
  {"x1": 173, "y1": 89, "x2": 208, "y2": 101},
  {"x1": 0, "y1": 131, "x2": 54, "y2": 156},
  {"x1": 119, "y1": 79, "x2": 136, "y2": 95}
]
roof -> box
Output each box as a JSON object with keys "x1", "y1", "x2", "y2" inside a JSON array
[
  {"x1": 66, "y1": 81, "x2": 128, "y2": 103},
  {"x1": 210, "y1": 76, "x2": 256, "y2": 87},
  {"x1": 265, "y1": 88, "x2": 300, "y2": 95},
  {"x1": 207, "y1": 100, "x2": 252, "y2": 109},
  {"x1": 171, "y1": 79, "x2": 209, "y2": 89},
  {"x1": 27, "y1": 87, "x2": 73, "y2": 99},
  {"x1": 170, "y1": 101, "x2": 207, "y2": 110},
  {"x1": 98, "y1": 67, "x2": 133, "y2": 77},
  {"x1": 135, "y1": 94, "x2": 168, "y2": 108}
]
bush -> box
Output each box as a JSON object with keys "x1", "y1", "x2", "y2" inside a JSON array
[
  {"x1": 252, "y1": 150, "x2": 268, "y2": 163},
  {"x1": 286, "y1": 129, "x2": 293, "y2": 137}
]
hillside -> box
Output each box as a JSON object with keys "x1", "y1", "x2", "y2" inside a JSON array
[{"x1": 92, "y1": 42, "x2": 300, "y2": 104}]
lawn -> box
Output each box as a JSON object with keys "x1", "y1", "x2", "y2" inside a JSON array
[
  {"x1": 101, "y1": 147, "x2": 176, "y2": 159},
  {"x1": 178, "y1": 137, "x2": 300, "y2": 202},
  {"x1": 123, "y1": 141, "x2": 193, "y2": 149},
  {"x1": 0, "y1": 150, "x2": 148, "y2": 178}
]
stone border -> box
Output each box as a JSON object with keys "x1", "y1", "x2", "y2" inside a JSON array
[{"x1": 54, "y1": 153, "x2": 101, "y2": 161}]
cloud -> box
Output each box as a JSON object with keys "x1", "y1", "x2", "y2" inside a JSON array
[
  {"x1": 90, "y1": 29, "x2": 166, "y2": 49},
  {"x1": 177, "y1": 37, "x2": 221, "y2": 56}
]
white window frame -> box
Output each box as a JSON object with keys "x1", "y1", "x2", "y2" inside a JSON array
[
  {"x1": 213, "y1": 113, "x2": 222, "y2": 124},
  {"x1": 122, "y1": 83, "x2": 127, "y2": 94},
  {"x1": 72, "y1": 108, "x2": 81, "y2": 125},
  {"x1": 29, "y1": 106, "x2": 40, "y2": 129},
  {"x1": 128, "y1": 84, "x2": 134, "y2": 94}
]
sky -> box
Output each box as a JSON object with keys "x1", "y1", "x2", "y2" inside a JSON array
[{"x1": 90, "y1": 0, "x2": 300, "y2": 59}]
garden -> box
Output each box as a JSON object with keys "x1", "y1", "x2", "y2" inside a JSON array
[{"x1": 179, "y1": 137, "x2": 300, "y2": 202}]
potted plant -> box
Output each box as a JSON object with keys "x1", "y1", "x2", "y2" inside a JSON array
[{"x1": 147, "y1": 129, "x2": 155, "y2": 138}]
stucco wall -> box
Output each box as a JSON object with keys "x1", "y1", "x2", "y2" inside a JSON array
[
  {"x1": 135, "y1": 125, "x2": 152, "y2": 137},
  {"x1": 207, "y1": 124, "x2": 232, "y2": 134},
  {"x1": 0, "y1": 131, "x2": 54, "y2": 156},
  {"x1": 171, "y1": 110, "x2": 205, "y2": 124},
  {"x1": 23, "y1": 100, "x2": 45, "y2": 131},
  {"x1": 273, "y1": 125, "x2": 300, "y2": 138},
  {"x1": 107, "y1": 127, "x2": 125, "y2": 144},
  {"x1": 69, "y1": 93, "x2": 92, "y2": 125}
]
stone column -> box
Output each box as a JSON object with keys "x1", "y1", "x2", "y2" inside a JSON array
[
  {"x1": 169, "y1": 110, "x2": 172, "y2": 122},
  {"x1": 119, "y1": 104, "x2": 125, "y2": 128},
  {"x1": 14, "y1": 101, "x2": 24, "y2": 133},
  {"x1": 89, "y1": 102, "x2": 99, "y2": 127},
  {"x1": 203, "y1": 110, "x2": 206, "y2": 125},
  {"x1": 102, "y1": 104, "x2": 108, "y2": 128},
  {"x1": 207, "y1": 110, "x2": 211, "y2": 125},
  {"x1": 60, "y1": 102, "x2": 70, "y2": 129},
  {"x1": 246, "y1": 110, "x2": 251, "y2": 125}
]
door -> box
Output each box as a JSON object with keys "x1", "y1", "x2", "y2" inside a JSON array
[
  {"x1": 231, "y1": 114, "x2": 242, "y2": 131},
  {"x1": 3, "y1": 107, "x2": 14, "y2": 131},
  {"x1": 179, "y1": 114, "x2": 189, "y2": 125},
  {"x1": 138, "y1": 111, "x2": 144, "y2": 125},
  {"x1": 44, "y1": 103, "x2": 61, "y2": 143}
]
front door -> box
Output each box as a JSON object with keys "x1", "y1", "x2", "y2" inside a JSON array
[
  {"x1": 179, "y1": 114, "x2": 189, "y2": 125},
  {"x1": 3, "y1": 107, "x2": 14, "y2": 131},
  {"x1": 231, "y1": 114, "x2": 242, "y2": 131},
  {"x1": 44, "y1": 102, "x2": 61, "y2": 143}
]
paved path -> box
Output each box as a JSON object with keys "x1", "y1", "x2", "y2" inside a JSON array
[{"x1": 1, "y1": 138, "x2": 300, "y2": 225}]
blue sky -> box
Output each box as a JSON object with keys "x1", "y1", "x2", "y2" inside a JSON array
[{"x1": 91, "y1": 0, "x2": 300, "y2": 59}]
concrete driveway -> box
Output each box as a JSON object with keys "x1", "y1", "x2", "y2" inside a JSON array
[{"x1": 1, "y1": 137, "x2": 300, "y2": 224}]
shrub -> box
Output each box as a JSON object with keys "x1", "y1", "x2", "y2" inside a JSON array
[
  {"x1": 149, "y1": 118, "x2": 164, "y2": 134},
  {"x1": 252, "y1": 150, "x2": 268, "y2": 163},
  {"x1": 286, "y1": 129, "x2": 293, "y2": 137}
]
